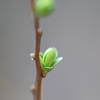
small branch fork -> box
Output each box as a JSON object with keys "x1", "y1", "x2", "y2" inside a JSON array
[{"x1": 29, "y1": 0, "x2": 47, "y2": 100}]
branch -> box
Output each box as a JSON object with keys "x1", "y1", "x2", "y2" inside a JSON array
[
  {"x1": 28, "y1": 0, "x2": 63, "y2": 99},
  {"x1": 29, "y1": 0, "x2": 42, "y2": 100}
]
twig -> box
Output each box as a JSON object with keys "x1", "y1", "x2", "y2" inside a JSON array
[{"x1": 29, "y1": 0, "x2": 43, "y2": 100}]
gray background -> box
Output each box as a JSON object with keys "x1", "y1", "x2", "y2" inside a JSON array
[{"x1": 0, "y1": 0, "x2": 100, "y2": 100}]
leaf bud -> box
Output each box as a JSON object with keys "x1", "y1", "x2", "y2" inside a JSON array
[
  {"x1": 39, "y1": 47, "x2": 63, "y2": 74},
  {"x1": 34, "y1": 0, "x2": 55, "y2": 17},
  {"x1": 43, "y1": 47, "x2": 58, "y2": 67}
]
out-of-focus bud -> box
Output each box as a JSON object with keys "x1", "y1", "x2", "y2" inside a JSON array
[{"x1": 34, "y1": 0, "x2": 55, "y2": 17}]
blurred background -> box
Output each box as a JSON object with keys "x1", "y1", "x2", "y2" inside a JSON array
[{"x1": 0, "y1": 0, "x2": 100, "y2": 100}]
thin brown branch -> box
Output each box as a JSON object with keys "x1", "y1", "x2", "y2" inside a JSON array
[{"x1": 29, "y1": 0, "x2": 43, "y2": 100}]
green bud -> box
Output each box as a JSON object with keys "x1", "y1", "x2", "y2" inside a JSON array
[
  {"x1": 34, "y1": 0, "x2": 55, "y2": 17},
  {"x1": 43, "y1": 47, "x2": 58, "y2": 67},
  {"x1": 39, "y1": 47, "x2": 63, "y2": 74}
]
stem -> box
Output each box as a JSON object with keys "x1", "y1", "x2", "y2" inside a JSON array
[{"x1": 29, "y1": 0, "x2": 42, "y2": 100}]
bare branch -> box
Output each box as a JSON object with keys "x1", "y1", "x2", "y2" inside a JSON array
[{"x1": 29, "y1": 0, "x2": 43, "y2": 100}]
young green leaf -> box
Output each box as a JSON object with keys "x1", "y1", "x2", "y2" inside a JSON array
[
  {"x1": 39, "y1": 52, "x2": 43, "y2": 59},
  {"x1": 39, "y1": 56, "x2": 46, "y2": 70},
  {"x1": 43, "y1": 48, "x2": 51, "y2": 62},
  {"x1": 51, "y1": 57, "x2": 63, "y2": 67},
  {"x1": 43, "y1": 48, "x2": 58, "y2": 67}
]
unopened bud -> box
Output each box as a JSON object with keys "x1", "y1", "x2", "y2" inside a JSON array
[{"x1": 34, "y1": 0, "x2": 55, "y2": 17}]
